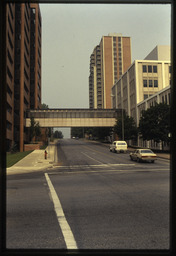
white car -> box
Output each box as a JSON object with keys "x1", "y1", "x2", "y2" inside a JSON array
[
  {"x1": 109, "y1": 141, "x2": 128, "y2": 153},
  {"x1": 130, "y1": 149, "x2": 157, "y2": 163}
]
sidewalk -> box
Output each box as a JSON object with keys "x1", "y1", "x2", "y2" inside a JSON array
[{"x1": 7, "y1": 144, "x2": 56, "y2": 175}]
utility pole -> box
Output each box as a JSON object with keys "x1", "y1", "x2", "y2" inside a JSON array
[{"x1": 121, "y1": 90, "x2": 125, "y2": 141}]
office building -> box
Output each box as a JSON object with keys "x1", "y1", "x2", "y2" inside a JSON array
[
  {"x1": 111, "y1": 59, "x2": 171, "y2": 123},
  {"x1": 144, "y1": 45, "x2": 170, "y2": 61},
  {"x1": 89, "y1": 33, "x2": 131, "y2": 109},
  {"x1": 137, "y1": 85, "x2": 171, "y2": 150}
]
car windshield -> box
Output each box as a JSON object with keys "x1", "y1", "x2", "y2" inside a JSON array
[
  {"x1": 141, "y1": 150, "x2": 153, "y2": 154},
  {"x1": 118, "y1": 143, "x2": 126, "y2": 145}
]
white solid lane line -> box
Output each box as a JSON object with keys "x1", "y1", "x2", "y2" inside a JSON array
[{"x1": 45, "y1": 173, "x2": 78, "y2": 249}]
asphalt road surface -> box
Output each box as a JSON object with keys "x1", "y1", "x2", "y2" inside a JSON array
[{"x1": 7, "y1": 139, "x2": 170, "y2": 250}]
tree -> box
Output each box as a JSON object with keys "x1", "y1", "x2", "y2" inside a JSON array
[
  {"x1": 29, "y1": 117, "x2": 41, "y2": 142},
  {"x1": 91, "y1": 127, "x2": 112, "y2": 141},
  {"x1": 30, "y1": 117, "x2": 36, "y2": 141},
  {"x1": 71, "y1": 127, "x2": 112, "y2": 140},
  {"x1": 71, "y1": 127, "x2": 84, "y2": 138},
  {"x1": 53, "y1": 130, "x2": 64, "y2": 139},
  {"x1": 35, "y1": 122, "x2": 41, "y2": 141},
  {"x1": 138, "y1": 103, "x2": 170, "y2": 147},
  {"x1": 114, "y1": 111, "x2": 137, "y2": 141},
  {"x1": 41, "y1": 103, "x2": 49, "y2": 109}
]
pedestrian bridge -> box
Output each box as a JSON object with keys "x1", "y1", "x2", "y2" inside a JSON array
[{"x1": 26, "y1": 109, "x2": 121, "y2": 127}]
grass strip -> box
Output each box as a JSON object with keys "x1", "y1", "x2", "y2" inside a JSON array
[{"x1": 6, "y1": 150, "x2": 33, "y2": 168}]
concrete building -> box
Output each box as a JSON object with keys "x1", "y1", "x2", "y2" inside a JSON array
[
  {"x1": 6, "y1": 3, "x2": 42, "y2": 152},
  {"x1": 89, "y1": 33, "x2": 131, "y2": 109},
  {"x1": 144, "y1": 45, "x2": 170, "y2": 61},
  {"x1": 137, "y1": 85, "x2": 171, "y2": 150},
  {"x1": 111, "y1": 59, "x2": 171, "y2": 123}
]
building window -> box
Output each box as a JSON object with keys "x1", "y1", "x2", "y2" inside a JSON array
[
  {"x1": 7, "y1": 66, "x2": 13, "y2": 81},
  {"x1": 144, "y1": 94, "x2": 148, "y2": 100},
  {"x1": 153, "y1": 65, "x2": 157, "y2": 73},
  {"x1": 7, "y1": 120, "x2": 12, "y2": 131},
  {"x1": 148, "y1": 65, "x2": 152, "y2": 73},
  {"x1": 143, "y1": 65, "x2": 147, "y2": 72},
  {"x1": 143, "y1": 79, "x2": 147, "y2": 87},
  {"x1": 169, "y1": 66, "x2": 171, "y2": 73},
  {"x1": 154, "y1": 80, "x2": 158, "y2": 87},
  {"x1": 165, "y1": 95, "x2": 167, "y2": 104},
  {"x1": 149, "y1": 80, "x2": 153, "y2": 87},
  {"x1": 7, "y1": 84, "x2": 12, "y2": 98}
]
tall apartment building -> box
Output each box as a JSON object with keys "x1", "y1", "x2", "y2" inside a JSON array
[
  {"x1": 111, "y1": 59, "x2": 171, "y2": 123},
  {"x1": 89, "y1": 33, "x2": 131, "y2": 109},
  {"x1": 6, "y1": 3, "x2": 42, "y2": 152},
  {"x1": 30, "y1": 3, "x2": 42, "y2": 110},
  {"x1": 14, "y1": 3, "x2": 31, "y2": 152},
  {"x1": 6, "y1": 3, "x2": 16, "y2": 151}
]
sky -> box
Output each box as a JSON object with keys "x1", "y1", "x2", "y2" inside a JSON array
[{"x1": 39, "y1": 3, "x2": 171, "y2": 137}]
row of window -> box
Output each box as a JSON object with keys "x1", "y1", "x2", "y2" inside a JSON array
[
  {"x1": 144, "y1": 94, "x2": 153, "y2": 100},
  {"x1": 143, "y1": 79, "x2": 158, "y2": 88},
  {"x1": 143, "y1": 65, "x2": 157, "y2": 73},
  {"x1": 144, "y1": 93, "x2": 171, "y2": 104},
  {"x1": 143, "y1": 65, "x2": 171, "y2": 74}
]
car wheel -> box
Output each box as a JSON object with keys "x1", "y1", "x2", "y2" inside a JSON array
[{"x1": 151, "y1": 160, "x2": 155, "y2": 163}]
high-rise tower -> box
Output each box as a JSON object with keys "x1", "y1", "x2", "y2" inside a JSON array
[
  {"x1": 5, "y1": 3, "x2": 42, "y2": 151},
  {"x1": 6, "y1": 3, "x2": 15, "y2": 150},
  {"x1": 89, "y1": 33, "x2": 131, "y2": 109},
  {"x1": 30, "y1": 3, "x2": 42, "y2": 110}
]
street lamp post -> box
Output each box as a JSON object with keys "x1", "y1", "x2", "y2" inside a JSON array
[
  {"x1": 111, "y1": 92, "x2": 125, "y2": 141},
  {"x1": 121, "y1": 90, "x2": 125, "y2": 141},
  {"x1": 122, "y1": 107, "x2": 124, "y2": 141}
]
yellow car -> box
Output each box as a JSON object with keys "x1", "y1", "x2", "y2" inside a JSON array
[{"x1": 130, "y1": 149, "x2": 157, "y2": 163}]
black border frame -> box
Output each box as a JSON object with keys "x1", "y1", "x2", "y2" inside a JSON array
[{"x1": 0, "y1": 0, "x2": 175, "y2": 255}]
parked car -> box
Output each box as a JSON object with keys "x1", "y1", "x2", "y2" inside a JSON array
[
  {"x1": 130, "y1": 149, "x2": 157, "y2": 163},
  {"x1": 109, "y1": 141, "x2": 128, "y2": 153}
]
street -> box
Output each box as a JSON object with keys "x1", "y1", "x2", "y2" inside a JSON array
[{"x1": 7, "y1": 139, "x2": 170, "y2": 249}]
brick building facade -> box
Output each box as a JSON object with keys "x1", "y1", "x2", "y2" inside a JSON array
[
  {"x1": 89, "y1": 33, "x2": 131, "y2": 109},
  {"x1": 6, "y1": 3, "x2": 42, "y2": 152}
]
